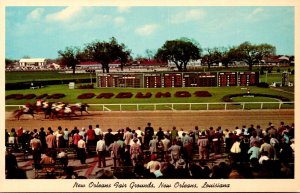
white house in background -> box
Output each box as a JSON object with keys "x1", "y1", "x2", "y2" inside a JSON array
[
  {"x1": 19, "y1": 58, "x2": 47, "y2": 68},
  {"x1": 48, "y1": 63, "x2": 61, "y2": 70},
  {"x1": 167, "y1": 59, "x2": 202, "y2": 68}
]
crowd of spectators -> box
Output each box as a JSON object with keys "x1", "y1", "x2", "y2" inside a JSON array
[{"x1": 5, "y1": 121, "x2": 295, "y2": 179}]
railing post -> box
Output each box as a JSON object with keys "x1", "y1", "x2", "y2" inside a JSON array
[
  {"x1": 225, "y1": 103, "x2": 227, "y2": 110},
  {"x1": 279, "y1": 103, "x2": 282, "y2": 109},
  {"x1": 137, "y1": 104, "x2": 139, "y2": 111},
  {"x1": 154, "y1": 104, "x2": 156, "y2": 111},
  {"x1": 261, "y1": 103, "x2": 263, "y2": 109},
  {"x1": 102, "y1": 105, "x2": 104, "y2": 111},
  {"x1": 242, "y1": 103, "x2": 245, "y2": 110},
  {"x1": 189, "y1": 103, "x2": 192, "y2": 110},
  {"x1": 207, "y1": 103, "x2": 209, "y2": 110},
  {"x1": 120, "y1": 104, "x2": 122, "y2": 111},
  {"x1": 172, "y1": 103, "x2": 174, "y2": 110}
]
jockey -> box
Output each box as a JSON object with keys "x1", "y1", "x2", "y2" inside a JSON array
[
  {"x1": 36, "y1": 99, "x2": 44, "y2": 107},
  {"x1": 75, "y1": 103, "x2": 82, "y2": 107},
  {"x1": 42, "y1": 101, "x2": 49, "y2": 109},
  {"x1": 22, "y1": 103, "x2": 31, "y2": 112}
]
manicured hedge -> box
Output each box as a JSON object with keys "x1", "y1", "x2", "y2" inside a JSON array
[
  {"x1": 222, "y1": 93, "x2": 291, "y2": 102},
  {"x1": 77, "y1": 93, "x2": 96, "y2": 99},
  {"x1": 174, "y1": 91, "x2": 191, "y2": 97},
  {"x1": 135, "y1": 92, "x2": 152, "y2": 98},
  {"x1": 78, "y1": 84, "x2": 94, "y2": 89},
  {"x1": 155, "y1": 92, "x2": 171, "y2": 98},
  {"x1": 96, "y1": 93, "x2": 115, "y2": 99},
  {"x1": 46, "y1": 93, "x2": 66, "y2": 99},
  {"x1": 194, "y1": 91, "x2": 212, "y2": 97},
  {"x1": 5, "y1": 94, "x2": 23, "y2": 100},
  {"x1": 115, "y1": 92, "x2": 133, "y2": 98},
  {"x1": 23, "y1": 94, "x2": 36, "y2": 99}
]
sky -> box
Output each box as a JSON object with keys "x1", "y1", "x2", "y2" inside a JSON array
[{"x1": 5, "y1": 6, "x2": 294, "y2": 60}]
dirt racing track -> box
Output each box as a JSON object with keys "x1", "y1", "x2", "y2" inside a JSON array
[{"x1": 5, "y1": 109, "x2": 294, "y2": 132}]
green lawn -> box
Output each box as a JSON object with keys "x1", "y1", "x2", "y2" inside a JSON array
[{"x1": 5, "y1": 85, "x2": 294, "y2": 105}]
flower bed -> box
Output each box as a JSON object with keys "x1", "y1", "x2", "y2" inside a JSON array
[
  {"x1": 77, "y1": 93, "x2": 96, "y2": 99},
  {"x1": 46, "y1": 93, "x2": 66, "y2": 99},
  {"x1": 135, "y1": 92, "x2": 152, "y2": 98},
  {"x1": 155, "y1": 92, "x2": 171, "y2": 98},
  {"x1": 174, "y1": 91, "x2": 191, "y2": 97},
  {"x1": 36, "y1": 94, "x2": 49, "y2": 99},
  {"x1": 23, "y1": 94, "x2": 36, "y2": 99},
  {"x1": 5, "y1": 94, "x2": 23, "y2": 100},
  {"x1": 96, "y1": 93, "x2": 115, "y2": 99},
  {"x1": 194, "y1": 91, "x2": 212, "y2": 97},
  {"x1": 115, "y1": 92, "x2": 133, "y2": 98}
]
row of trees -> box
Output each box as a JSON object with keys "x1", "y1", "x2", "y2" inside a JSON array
[{"x1": 58, "y1": 37, "x2": 276, "y2": 73}]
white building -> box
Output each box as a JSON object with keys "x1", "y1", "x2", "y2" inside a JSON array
[
  {"x1": 19, "y1": 58, "x2": 47, "y2": 68},
  {"x1": 167, "y1": 59, "x2": 202, "y2": 68}
]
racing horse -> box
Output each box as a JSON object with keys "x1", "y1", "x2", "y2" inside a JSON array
[
  {"x1": 50, "y1": 102, "x2": 77, "y2": 119},
  {"x1": 14, "y1": 106, "x2": 36, "y2": 120},
  {"x1": 69, "y1": 103, "x2": 90, "y2": 115}
]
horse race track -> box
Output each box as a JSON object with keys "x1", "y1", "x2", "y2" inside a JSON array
[{"x1": 5, "y1": 109, "x2": 294, "y2": 132}]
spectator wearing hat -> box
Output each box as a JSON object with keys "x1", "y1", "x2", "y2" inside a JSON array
[
  {"x1": 79, "y1": 128, "x2": 86, "y2": 141},
  {"x1": 260, "y1": 137, "x2": 273, "y2": 159},
  {"x1": 170, "y1": 126, "x2": 178, "y2": 144},
  {"x1": 156, "y1": 127, "x2": 164, "y2": 141}
]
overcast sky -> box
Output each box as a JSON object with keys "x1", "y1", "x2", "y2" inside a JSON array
[{"x1": 5, "y1": 6, "x2": 294, "y2": 59}]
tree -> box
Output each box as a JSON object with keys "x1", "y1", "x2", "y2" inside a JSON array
[
  {"x1": 145, "y1": 49, "x2": 155, "y2": 60},
  {"x1": 232, "y1": 41, "x2": 276, "y2": 70},
  {"x1": 5, "y1": 58, "x2": 17, "y2": 68},
  {"x1": 155, "y1": 38, "x2": 202, "y2": 71},
  {"x1": 84, "y1": 37, "x2": 131, "y2": 73},
  {"x1": 202, "y1": 48, "x2": 222, "y2": 69},
  {"x1": 58, "y1": 46, "x2": 81, "y2": 74}
]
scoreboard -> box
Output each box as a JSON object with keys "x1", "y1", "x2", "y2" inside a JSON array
[
  {"x1": 218, "y1": 72, "x2": 238, "y2": 86},
  {"x1": 238, "y1": 72, "x2": 259, "y2": 86},
  {"x1": 97, "y1": 71, "x2": 259, "y2": 88},
  {"x1": 98, "y1": 73, "x2": 143, "y2": 88},
  {"x1": 163, "y1": 73, "x2": 182, "y2": 87},
  {"x1": 144, "y1": 73, "x2": 162, "y2": 88},
  {"x1": 183, "y1": 73, "x2": 217, "y2": 87}
]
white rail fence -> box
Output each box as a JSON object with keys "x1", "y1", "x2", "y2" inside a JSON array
[{"x1": 6, "y1": 102, "x2": 294, "y2": 111}]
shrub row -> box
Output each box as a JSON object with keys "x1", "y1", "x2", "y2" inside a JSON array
[
  {"x1": 194, "y1": 91, "x2": 212, "y2": 97},
  {"x1": 96, "y1": 93, "x2": 114, "y2": 99},
  {"x1": 6, "y1": 93, "x2": 66, "y2": 100},
  {"x1": 135, "y1": 92, "x2": 152, "y2": 98},
  {"x1": 222, "y1": 93, "x2": 291, "y2": 102},
  {"x1": 77, "y1": 93, "x2": 96, "y2": 99},
  {"x1": 77, "y1": 84, "x2": 94, "y2": 89},
  {"x1": 174, "y1": 91, "x2": 192, "y2": 97},
  {"x1": 155, "y1": 92, "x2": 171, "y2": 98}
]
